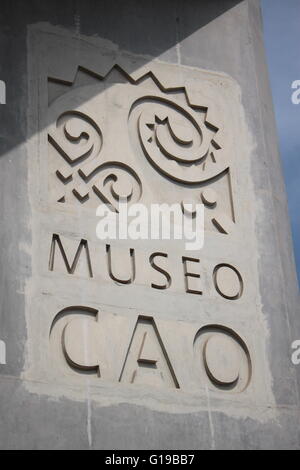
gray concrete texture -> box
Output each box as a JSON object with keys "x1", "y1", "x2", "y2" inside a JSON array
[{"x1": 0, "y1": 0, "x2": 299, "y2": 449}]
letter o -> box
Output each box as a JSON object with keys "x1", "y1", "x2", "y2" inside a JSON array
[{"x1": 213, "y1": 263, "x2": 243, "y2": 300}]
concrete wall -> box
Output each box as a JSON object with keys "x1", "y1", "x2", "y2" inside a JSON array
[{"x1": 0, "y1": 0, "x2": 299, "y2": 449}]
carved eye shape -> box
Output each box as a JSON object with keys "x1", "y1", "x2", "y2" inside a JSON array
[
  {"x1": 138, "y1": 98, "x2": 209, "y2": 163},
  {"x1": 143, "y1": 110, "x2": 204, "y2": 164},
  {"x1": 130, "y1": 96, "x2": 227, "y2": 184}
]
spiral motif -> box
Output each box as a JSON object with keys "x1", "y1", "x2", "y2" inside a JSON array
[
  {"x1": 86, "y1": 163, "x2": 142, "y2": 212},
  {"x1": 48, "y1": 111, "x2": 102, "y2": 167},
  {"x1": 130, "y1": 97, "x2": 227, "y2": 184},
  {"x1": 48, "y1": 110, "x2": 142, "y2": 207}
]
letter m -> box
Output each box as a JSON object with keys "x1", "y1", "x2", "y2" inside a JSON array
[{"x1": 49, "y1": 234, "x2": 93, "y2": 277}]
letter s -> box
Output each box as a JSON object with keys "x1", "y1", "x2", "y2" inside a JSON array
[
  {"x1": 291, "y1": 80, "x2": 300, "y2": 105},
  {"x1": 149, "y1": 252, "x2": 171, "y2": 290},
  {"x1": 291, "y1": 340, "x2": 300, "y2": 365}
]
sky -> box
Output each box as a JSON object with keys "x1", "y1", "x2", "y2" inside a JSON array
[{"x1": 261, "y1": 0, "x2": 300, "y2": 284}]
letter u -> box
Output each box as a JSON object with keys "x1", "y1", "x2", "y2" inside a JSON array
[{"x1": 106, "y1": 245, "x2": 136, "y2": 284}]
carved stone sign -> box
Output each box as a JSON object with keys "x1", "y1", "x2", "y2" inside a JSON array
[{"x1": 24, "y1": 25, "x2": 274, "y2": 418}]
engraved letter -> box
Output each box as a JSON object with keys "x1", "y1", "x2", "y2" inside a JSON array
[
  {"x1": 182, "y1": 256, "x2": 202, "y2": 295},
  {"x1": 119, "y1": 316, "x2": 179, "y2": 389},
  {"x1": 49, "y1": 234, "x2": 93, "y2": 277},
  {"x1": 149, "y1": 252, "x2": 171, "y2": 290}
]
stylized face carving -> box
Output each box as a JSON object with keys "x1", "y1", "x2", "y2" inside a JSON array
[{"x1": 47, "y1": 67, "x2": 234, "y2": 232}]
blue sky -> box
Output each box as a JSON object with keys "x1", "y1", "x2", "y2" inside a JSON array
[{"x1": 261, "y1": 0, "x2": 300, "y2": 284}]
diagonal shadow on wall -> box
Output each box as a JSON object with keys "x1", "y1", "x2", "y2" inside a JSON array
[{"x1": 0, "y1": 0, "x2": 243, "y2": 157}]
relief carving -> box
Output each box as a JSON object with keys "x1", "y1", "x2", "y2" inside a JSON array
[
  {"x1": 50, "y1": 307, "x2": 252, "y2": 393},
  {"x1": 213, "y1": 264, "x2": 244, "y2": 300},
  {"x1": 50, "y1": 306, "x2": 104, "y2": 378},
  {"x1": 28, "y1": 30, "x2": 263, "y2": 407},
  {"x1": 48, "y1": 110, "x2": 142, "y2": 209},
  {"x1": 48, "y1": 234, "x2": 244, "y2": 299},
  {"x1": 119, "y1": 316, "x2": 179, "y2": 389},
  {"x1": 130, "y1": 96, "x2": 224, "y2": 184},
  {"x1": 194, "y1": 325, "x2": 252, "y2": 392},
  {"x1": 47, "y1": 66, "x2": 235, "y2": 234},
  {"x1": 49, "y1": 233, "x2": 93, "y2": 278}
]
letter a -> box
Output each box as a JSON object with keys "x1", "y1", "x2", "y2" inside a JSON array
[{"x1": 119, "y1": 316, "x2": 179, "y2": 389}]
